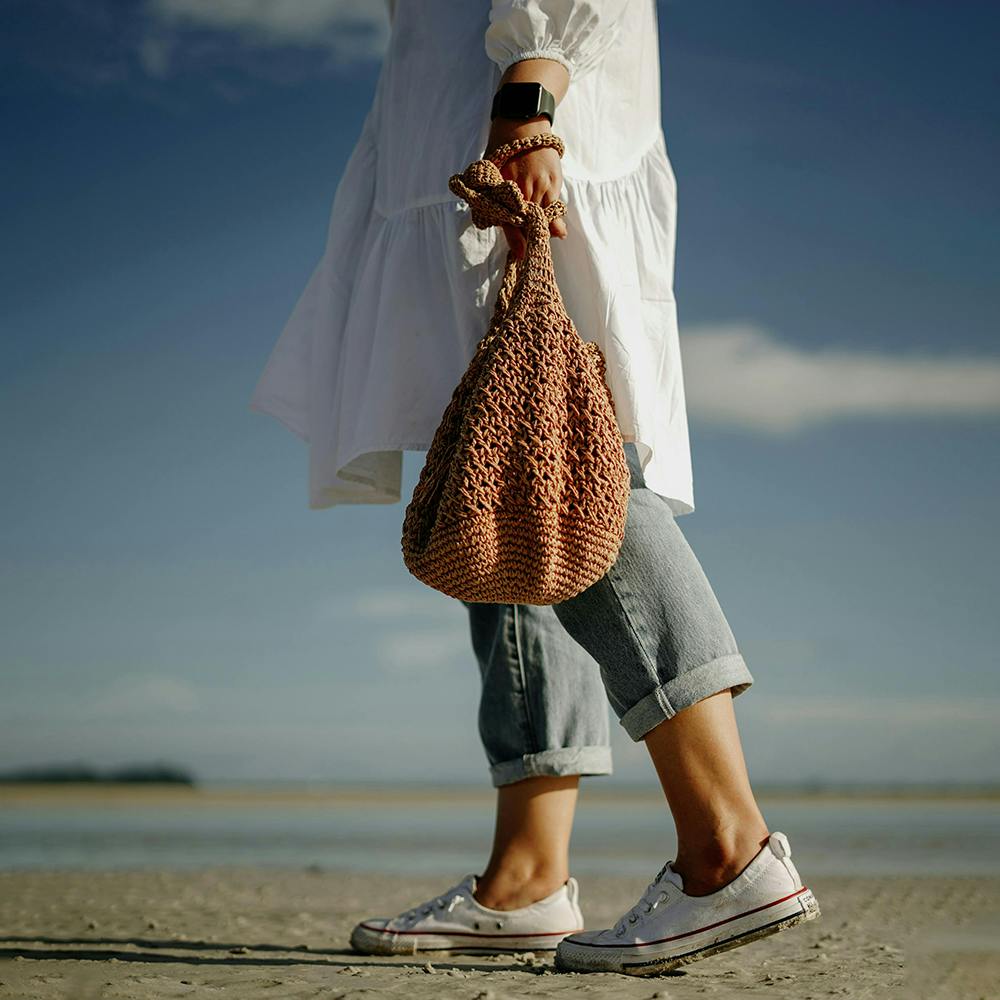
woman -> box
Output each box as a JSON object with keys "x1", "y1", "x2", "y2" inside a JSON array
[{"x1": 250, "y1": 0, "x2": 820, "y2": 977}]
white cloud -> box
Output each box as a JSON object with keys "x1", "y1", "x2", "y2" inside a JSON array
[
  {"x1": 310, "y1": 584, "x2": 461, "y2": 629},
  {"x1": 141, "y1": 0, "x2": 389, "y2": 78},
  {"x1": 351, "y1": 587, "x2": 469, "y2": 674},
  {"x1": 96, "y1": 674, "x2": 202, "y2": 716},
  {"x1": 351, "y1": 585, "x2": 458, "y2": 620},
  {"x1": 138, "y1": 34, "x2": 173, "y2": 79},
  {"x1": 148, "y1": 0, "x2": 386, "y2": 45},
  {"x1": 375, "y1": 628, "x2": 471, "y2": 676},
  {"x1": 682, "y1": 323, "x2": 1000, "y2": 433},
  {"x1": 308, "y1": 585, "x2": 470, "y2": 675}
]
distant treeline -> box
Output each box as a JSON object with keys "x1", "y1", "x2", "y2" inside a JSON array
[{"x1": 0, "y1": 762, "x2": 196, "y2": 785}]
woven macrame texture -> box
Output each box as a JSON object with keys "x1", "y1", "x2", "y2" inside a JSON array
[{"x1": 400, "y1": 131, "x2": 631, "y2": 605}]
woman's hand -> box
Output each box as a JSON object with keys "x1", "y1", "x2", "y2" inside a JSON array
[
  {"x1": 486, "y1": 120, "x2": 568, "y2": 260},
  {"x1": 484, "y1": 60, "x2": 570, "y2": 260}
]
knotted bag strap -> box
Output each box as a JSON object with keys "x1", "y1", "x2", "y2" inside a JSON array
[
  {"x1": 448, "y1": 131, "x2": 567, "y2": 234},
  {"x1": 448, "y1": 131, "x2": 568, "y2": 320},
  {"x1": 485, "y1": 130, "x2": 565, "y2": 171}
]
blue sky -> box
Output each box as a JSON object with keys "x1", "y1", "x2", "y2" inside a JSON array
[{"x1": 2, "y1": 0, "x2": 998, "y2": 786}]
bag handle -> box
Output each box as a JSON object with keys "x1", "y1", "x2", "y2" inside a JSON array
[
  {"x1": 485, "y1": 131, "x2": 565, "y2": 171},
  {"x1": 448, "y1": 131, "x2": 567, "y2": 235},
  {"x1": 448, "y1": 131, "x2": 568, "y2": 320}
]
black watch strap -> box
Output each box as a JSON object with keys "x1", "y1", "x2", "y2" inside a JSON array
[{"x1": 490, "y1": 81, "x2": 556, "y2": 126}]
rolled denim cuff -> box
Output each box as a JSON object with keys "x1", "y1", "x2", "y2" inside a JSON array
[
  {"x1": 619, "y1": 653, "x2": 754, "y2": 742},
  {"x1": 489, "y1": 745, "x2": 614, "y2": 788}
]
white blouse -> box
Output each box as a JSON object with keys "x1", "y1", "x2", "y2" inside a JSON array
[{"x1": 250, "y1": 0, "x2": 695, "y2": 516}]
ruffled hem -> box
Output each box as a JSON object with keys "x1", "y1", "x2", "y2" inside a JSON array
[
  {"x1": 304, "y1": 437, "x2": 694, "y2": 517},
  {"x1": 250, "y1": 127, "x2": 695, "y2": 517}
]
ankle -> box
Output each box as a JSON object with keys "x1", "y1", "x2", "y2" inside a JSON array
[
  {"x1": 673, "y1": 820, "x2": 770, "y2": 896},
  {"x1": 474, "y1": 862, "x2": 569, "y2": 911}
]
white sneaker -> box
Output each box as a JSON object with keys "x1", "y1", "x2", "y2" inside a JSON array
[
  {"x1": 350, "y1": 873, "x2": 584, "y2": 956},
  {"x1": 555, "y1": 831, "x2": 820, "y2": 976}
]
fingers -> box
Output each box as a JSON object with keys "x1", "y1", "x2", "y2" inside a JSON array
[
  {"x1": 538, "y1": 185, "x2": 567, "y2": 241},
  {"x1": 498, "y1": 156, "x2": 568, "y2": 258}
]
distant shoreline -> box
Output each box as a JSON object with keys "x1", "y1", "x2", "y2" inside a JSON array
[{"x1": 2, "y1": 781, "x2": 998, "y2": 806}]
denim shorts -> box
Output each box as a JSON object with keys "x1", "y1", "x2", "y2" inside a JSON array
[{"x1": 461, "y1": 442, "x2": 754, "y2": 787}]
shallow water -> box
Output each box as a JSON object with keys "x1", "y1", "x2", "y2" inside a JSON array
[{"x1": 1, "y1": 790, "x2": 997, "y2": 876}]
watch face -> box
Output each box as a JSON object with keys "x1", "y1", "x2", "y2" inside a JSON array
[{"x1": 500, "y1": 82, "x2": 542, "y2": 118}]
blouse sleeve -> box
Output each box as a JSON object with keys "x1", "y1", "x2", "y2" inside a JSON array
[{"x1": 484, "y1": 0, "x2": 632, "y2": 82}]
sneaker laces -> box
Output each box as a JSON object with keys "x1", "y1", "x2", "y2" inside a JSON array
[
  {"x1": 614, "y1": 860, "x2": 674, "y2": 937},
  {"x1": 400, "y1": 880, "x2": 470, "y2": 925}
]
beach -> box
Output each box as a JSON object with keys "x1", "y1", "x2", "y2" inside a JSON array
[
  {"x1": 3, "y1": 869, "x2": 999, "y2": 999},
  {"x1": 1, "y1": 785, "x2": 998, "y2": 999}
]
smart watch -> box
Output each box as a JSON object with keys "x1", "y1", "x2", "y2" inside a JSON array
[{"x1": 490, "y1": 81, "x2": 556, "y2": 126}]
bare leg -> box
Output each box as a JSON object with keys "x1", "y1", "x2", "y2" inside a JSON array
[
  {"x1": 472, "y1": 689, "x2": 767, "y2": 906},
  {"x1": 473, "y1": 775, "x2": 579, "y2": 910},
  {"x1": 644, "y1": 689, "x2": 770, "y2": 896}
]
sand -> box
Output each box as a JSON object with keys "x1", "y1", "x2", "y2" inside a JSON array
[{"x1": 1, "y1": 868, "x2": 998, "y2": 1000}]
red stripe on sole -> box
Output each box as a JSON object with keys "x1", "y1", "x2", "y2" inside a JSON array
[{"x1": 358, "y1": 922, "x2": 582, "y2": 940}]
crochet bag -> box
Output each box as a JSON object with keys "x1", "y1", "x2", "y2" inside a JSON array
[{"x1": 401, "y1": 131, "x2": 631, "y2": 605}]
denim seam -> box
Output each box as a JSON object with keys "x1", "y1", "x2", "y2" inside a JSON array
[
  {"x1": 510, "y1": 604, "x2": 540, "y2": 753},
  {"x1": 619, "y1": 652, "x2": 754, "y2": 742},
  {"x1": 602, "y1": 556, "x2": 666, "y2": 699}
]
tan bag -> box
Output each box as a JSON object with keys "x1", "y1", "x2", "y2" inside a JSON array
[{"x1": 401, "y1": 131, "x2": 630, "y2": 605}]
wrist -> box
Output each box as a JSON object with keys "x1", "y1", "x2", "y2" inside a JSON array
[
  {"x1": 485, "y1": 117, "x2": 553, "y2": 160},
  {"x1": 500, "y1": 58, "x2": 569, "y2": 104},
  {"x1": 489, "y1": 115, "x2": 552, "y2": 137},
  {"x1": 488, "y1": 111, "x2": 553, "y2": 144}
]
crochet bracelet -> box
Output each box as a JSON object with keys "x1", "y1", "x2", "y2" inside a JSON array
[{"x1": 485, "y1": 131, "x2": 565, "y2": 171}]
